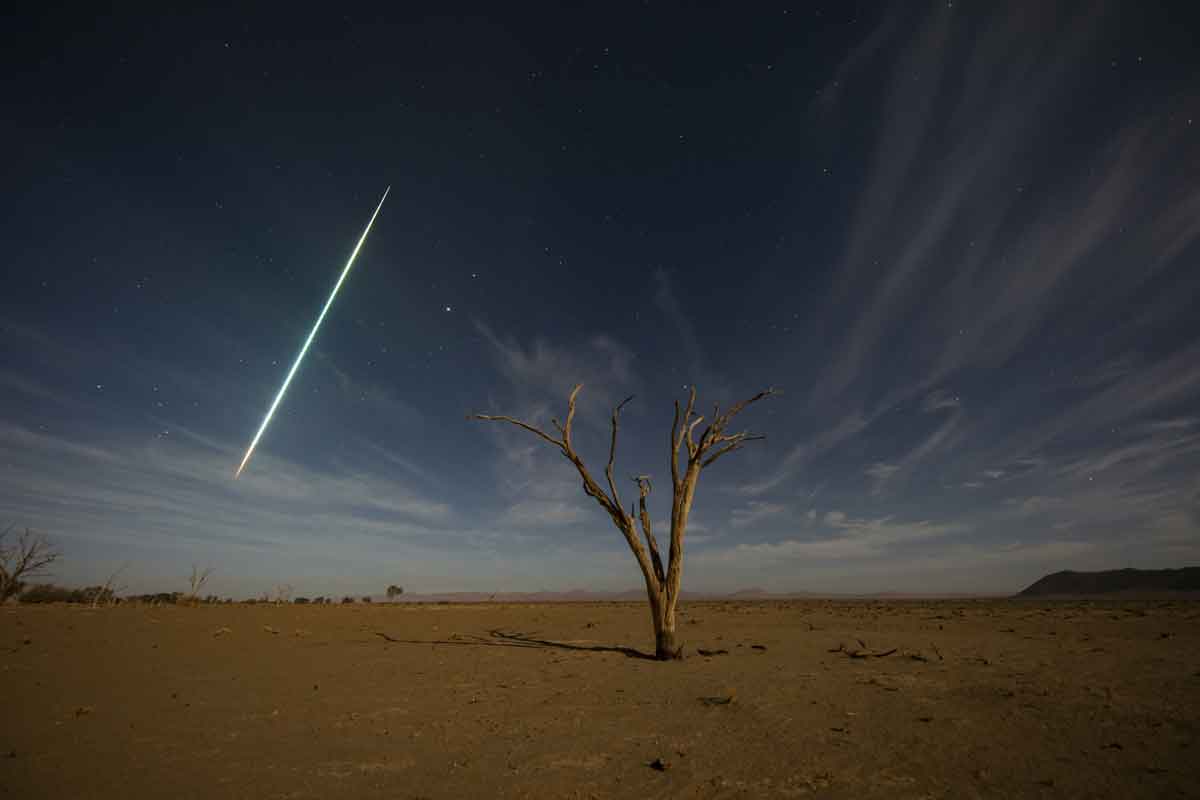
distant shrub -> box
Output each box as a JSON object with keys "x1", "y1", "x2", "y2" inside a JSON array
[
  {"x1": 19, "y1": 583, "x2": 83, "y2": 603},
  {"x1": 127, "y1": 592, "x2": 181, "y2": 605},
  {"x1": 294, "y1": 597, "x2": 310, "y2": 604},
  {"x1": 83, "y1": 585, "x2": 118, "y2": 606},
  {"x1": 361, "y1": 596, "x2": 372, "y2": 603},
  {"x1": 341, "y1": 596, "x2": 355, "y2": 604}
]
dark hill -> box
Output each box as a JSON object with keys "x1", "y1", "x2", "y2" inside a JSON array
[{"x1": 1018, "y1": 567, "x2": 1200, "y2": 597}]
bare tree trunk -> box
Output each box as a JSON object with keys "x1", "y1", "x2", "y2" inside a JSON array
[{"x1": 650, "y1": 590, "x2": 682, "y2": 660}]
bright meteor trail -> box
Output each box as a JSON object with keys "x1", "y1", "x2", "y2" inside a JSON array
[{"x1": 234, "y1": 186, "x2": 390, "y2": 479}]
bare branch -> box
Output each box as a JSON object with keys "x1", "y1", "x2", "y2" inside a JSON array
[
  {"x1": 685, "y1": 415, "x2": 705, "y2": 458},
  {"x1": 713, "y1": 387, "x2": 780, "y2": 429},
  {"x1": 473, "y1": 385, "x2": 636, "y2": 550},
  {"x1": 605, "y1": 396, "x2": 635, "y2": 519},
  {"x1": 701, "y1": 442, "x2": 744, "y2": 468},
  {"x1": 692, "y1": 388, "x2": 778, "y2": 465},
  {"x1": 671, "y1": 388, "x2": 698, "y2": 481},
  {"x1": 670, "y1": 400, "x2": 682, "y2": 489},
  {"x1": 472, "y1": 413, "x2": 565, "y2": 452},
  {"x1": 562, "y1": 383, "x2": 583, "y2": 449},
  {"x1": 701, "y1": 434, "x2": 766, "y2": 468},
  {"x1": 633, "y1": 476, "x2": 665, "y2": 584}
]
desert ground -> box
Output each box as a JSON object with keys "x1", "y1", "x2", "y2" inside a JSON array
[{"x1": 2, "y1": 598, "x2": 1197, "y2": 799}]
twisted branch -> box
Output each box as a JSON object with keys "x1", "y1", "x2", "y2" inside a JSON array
[
  {"x1": 606, "y1": 396, "x2": 635, "y2": 519},
  {"x1": 633, "y1": 475, "x2": 665, "y2": 584}
]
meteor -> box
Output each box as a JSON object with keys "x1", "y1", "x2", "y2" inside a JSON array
[{"x1": 234, "y1": 186, "x2": 390, "y2": 479}]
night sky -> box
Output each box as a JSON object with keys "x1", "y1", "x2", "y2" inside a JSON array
[{"x1": 4, "y1": 2, "x2": 1198, "y2": 597}]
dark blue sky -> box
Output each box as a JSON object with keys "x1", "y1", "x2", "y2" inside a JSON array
[{"x1": 3, "y1": 2, "x2": 1198, "y2": 596}]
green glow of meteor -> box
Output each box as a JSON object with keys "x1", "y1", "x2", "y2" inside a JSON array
[{"x1": 234, "y1": 186, "x2": 390, "y2": 479}]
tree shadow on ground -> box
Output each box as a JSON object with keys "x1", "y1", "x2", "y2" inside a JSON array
[{"x1": 373, "y1": 628, "x2": 655, "y2": 660}]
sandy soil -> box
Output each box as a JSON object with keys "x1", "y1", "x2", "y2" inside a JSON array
[{"x1": 2, "y1": 598, "x2": 1197, "y2": 799}]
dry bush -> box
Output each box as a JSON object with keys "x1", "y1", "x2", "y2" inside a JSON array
[
  {"x1": 1, "y1": 525, "x2": 61, "y2": 602},
  {"x1": 184, "y1": 565, "x2": 214, "y2": 605}
]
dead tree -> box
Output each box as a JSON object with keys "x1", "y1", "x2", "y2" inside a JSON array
[
  {"x1": 185, "y1": 565, "x2": 214, "y2": 605},
  {"x1": 0, "y1": 525, "x2": 61, "y2": 602},
  {"x1": 91, "y1": 563, "x2": 129, "y2": 608},
  {"x1": 475, "y1": 384, "x2": 776, "y2": 660}
]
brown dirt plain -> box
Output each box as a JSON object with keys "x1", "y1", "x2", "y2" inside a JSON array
[{"x1": 2, "y1": 598, "x2": 1198, "y2": 799}]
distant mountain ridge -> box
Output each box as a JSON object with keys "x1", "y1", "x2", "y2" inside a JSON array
[{"x1": 1018, "y1": 567, "x2": 1200, "y2": 597}]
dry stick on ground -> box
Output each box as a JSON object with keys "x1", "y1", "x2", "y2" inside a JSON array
[
  {"x1": 829, "y1": 641, "x2": 899, "y2": 658},
  {"x1": 473, "y1": 384, "x2": 777, "y2": 660},
  {"x1": 0, "y1": 524, "x2": 61, "y2": 602}
]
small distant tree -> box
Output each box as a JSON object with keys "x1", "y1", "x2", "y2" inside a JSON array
[
  {"x1": 185, "y1": 565, "x2": 214, "y2": 605},
  {"x1": 341, "y1": 596, "x2": 355, "y2": 604},
  {"x1": 475, "y1": 384, "x2": 775, "y2": 660},
  {"x1": 90, "y1": 563, "x2": 129, "y2": 608},
  {"x1": 0, "y1": 525, "x2": 61, "y2": 603},
  {"x1": 386, "y1": 584, "x2": 404, "y2": 600},
  {"x1": 294, "y1": 596, "x2": 310, "y2": 604}
]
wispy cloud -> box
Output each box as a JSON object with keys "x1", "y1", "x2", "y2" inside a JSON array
[
  {"x1": 474, "y1": 321, "x2": 636, "y2": 419},
  {"x1": 730, "y1": 500, "x2": 788, "y2": 529},
  {"x1": 0, "y1": 419, "x2": 459, "y2": 592},
  {"x1": 698, "y1": 511, "x2": 968, "y2": 565},
  {"x1": 317, "y1": 353, "x2": 423, "y2": 426},
  {"x1": 499, "y1": 499, "x2": 588, "y2": 529},
  {"x1": 653, "y1": 268, "x2": 715, "y2": 392},
  {"x1": 809, "y1": 3, "x2": 1196, "y2": 414},
  {"x1": 736, "y1": 411, "x2": 870, "y2": 496},
  {"x1": 865, "y1": 462, "x2": 899, "y2": 492}
]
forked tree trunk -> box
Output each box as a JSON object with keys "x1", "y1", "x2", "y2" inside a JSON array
[{"x1": 474, "y1": 384, "x2": 775, "y2": 661}]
